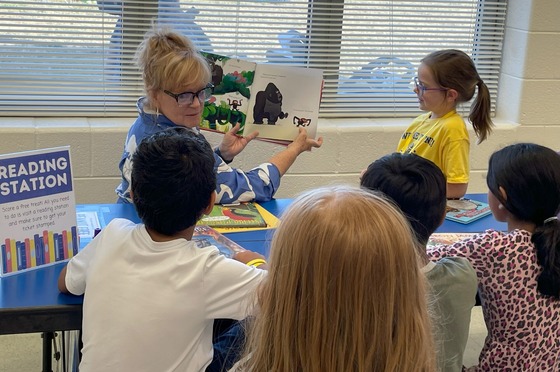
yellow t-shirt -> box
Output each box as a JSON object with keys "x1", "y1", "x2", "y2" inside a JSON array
[{"x1": 397, "y1": 111, "x2": 470, "y2": 184}]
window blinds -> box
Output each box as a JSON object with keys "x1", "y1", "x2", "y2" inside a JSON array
[{"x1": 0, "y1": 0, "x2": 506, "y2": 118}]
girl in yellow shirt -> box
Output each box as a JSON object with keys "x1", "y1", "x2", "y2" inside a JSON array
[{"x1": 397, "y1": 49, "x2": 493, "y2": 198}]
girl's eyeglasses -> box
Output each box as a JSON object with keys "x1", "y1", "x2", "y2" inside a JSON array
[
  {"x1": 164, "y1": 83, "x2": 214, "y2": 106},
  {"x1": 412, "y1": 77, "x2": 448, "y2": 96}
]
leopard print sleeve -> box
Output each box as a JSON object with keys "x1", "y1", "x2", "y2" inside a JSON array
[{"x1": 427, "y1": 229, "x2": 502, "y2": 280}]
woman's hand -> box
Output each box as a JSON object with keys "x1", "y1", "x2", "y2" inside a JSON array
[
  {"x1": 287, "y1": 127, "x2": 323, "y2": 155},
  {"x1": 268, "y1": 128, "x2": 323, "y2": 176},
  {"x1": 218, "y1": 124, "x2": 259, "y2": 161}
]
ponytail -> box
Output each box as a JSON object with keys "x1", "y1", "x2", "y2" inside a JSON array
[
  {"x1": 487, "y1": 144, "x2": 560, "y2": 298},
  {"x1": 469, "y1": 80, "x2": 493, "y2": 143},
  {"x1": 421, "y1": 50, "x2": 494, "y2": 143},
  {"x1": 533, "y1": 217, "x2": 560, "y2": 298}
]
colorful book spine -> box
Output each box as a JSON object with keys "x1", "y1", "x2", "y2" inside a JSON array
[
  {"x1": 56, "y1": 233, "x2": 64, "y2": 262},
  {"x1": 39, "y1": 235, "x2": 45, "y2": 266},
  {"x1": 48, "y1": 231, "x2": 55, "y2": 263},
  {"x1": 61, "y1": 231, "x2": 68, "y2": 260},
  {"x1": 34, "y1": 234, "x2": 43, "y2": 266},
  {"x1": 3, "y1": 239, "x2": 10, "y2": 274},
  {"x1": 2, "y1": 228, "x2": 79, "y2": 274},
  {"x1": 17, "y1": 241, "x2": 26, "y2": 271},
  {"x1": 29, "y1": 238, "x2": 36, "y2": 267},
  {"x1": 9, "y1": 239, "x2": 17, "y2": 273},
  {"x1": 24, "y1": 238, "x2": 31, "y2": 269},
  {"x1": 43, "y1": 230, "x2": 50, "y2": 264},
  {"x1": 22, "y1": 241, "x2": 28, "y2": 269},
  {"x1": 2, "y1": 242, "x2": 8, "y2": 274},
  {"x1": 54, "y1": 233, "x2": 59, "y2": 261},
  {"x1": 71, "y1": 226, "x2": 78, "y2": 255},
  {"x1": 65, "y1": 230, "x2": 72, "y2": 259},
  {"x1": 16, "y1": 241, "x2": 22, "y2": 271}
]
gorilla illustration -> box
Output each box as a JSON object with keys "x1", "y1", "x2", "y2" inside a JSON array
[
  {"x1": 208, "y1": 59, "x2": 224, "y2": 87},
  {"x1": 252, "y1": 82, "x2": 288, "y2": 125}
]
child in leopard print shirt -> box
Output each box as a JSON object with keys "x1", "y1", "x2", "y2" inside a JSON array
[{"x1": 428, "y1": 143, "x2": 560, "y2": 371}]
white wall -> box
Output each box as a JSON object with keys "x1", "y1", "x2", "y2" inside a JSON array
[{"x1": 0, "y1": 0, "x2": 558, "y2": 204}]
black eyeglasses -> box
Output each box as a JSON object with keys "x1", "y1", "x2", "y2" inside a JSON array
[
  {"x1": 412, "y1": 77, "x2": 448, "y2": 97},
  {"x1": 163, "y1": 84, "x2": 214, "y2": 106}
]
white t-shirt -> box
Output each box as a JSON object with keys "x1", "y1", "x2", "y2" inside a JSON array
[{"x1": 65, "y1": 218, "x2": 267, "y2": 372}]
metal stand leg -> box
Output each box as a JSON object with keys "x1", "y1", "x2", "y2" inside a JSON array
[
  {"x1": 62, "y1": 331, "x2": 66, "y2": 372},
  {"x1": 41, "y1": 332, "x2": 54, "y2": 372}
]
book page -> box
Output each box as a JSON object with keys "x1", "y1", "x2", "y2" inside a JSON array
[
  {"x1": 244, "y1": 64, "x2": 323, "y2": 142},
  {"x1": 200, "y1": 52, "x2": 257, "y2": 136},
  {"x1": 193, "y1": 225, "x2": 246, "y2": 258}
]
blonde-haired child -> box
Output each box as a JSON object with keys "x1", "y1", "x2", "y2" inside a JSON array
[{"x1": 234, "y1": 185, "x2": 436, "y2": 372}]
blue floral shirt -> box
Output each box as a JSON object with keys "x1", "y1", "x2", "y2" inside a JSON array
[{"x1": 116, "y1": 98, "x2": 281, "y2": 204}]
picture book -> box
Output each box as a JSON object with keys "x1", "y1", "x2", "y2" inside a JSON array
[
  {"x1": 445, "y1": 198, "x2": 492, "y2": 224},
  {"x1": 427, "y1": 232, "x2": 475, "y2": 248},
  {"x1": 200, "y1": 52, "x2": 323, "y2": 144},
  {"x1": 0, "y1": 146, "x2": 77, "y2": 276},
  {"x1": 76, "y1": 209, "x2": 102, "y2": 248},
  {"x1": 198, "y1": 202, "x2": 267, "y2": 229},
  {"x1": 74, "y1": 210, "x2": 246, "y2": 259},
  {"x1": 193, "y1": 225, "x2": 246, "y2": 258}
]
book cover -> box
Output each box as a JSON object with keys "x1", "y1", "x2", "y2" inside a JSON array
[
  {"x1": 74, "y1": 213, "x2": 247, "y2": 259},
  {"x1": 427, "y1": 232, "x2": 475, "y2": 248},
  {"x1": 445, "y1": 198, "x2": 492, "y2": 224},
  {"x1": 76, "y1": 209, "x2": 102, "y2": 248},
  {"x1": 0, "y1": 146, "x2": 78, "y2": 276},
  {"x1": 198, "y1": 202, "x2": 267, "y2": 229},
  {"x1": 200, "y1": 52, "x2": 323, "y2": 143},
  {"x1": 193, "y1": 225, "x2": 246, "y2": 258}
]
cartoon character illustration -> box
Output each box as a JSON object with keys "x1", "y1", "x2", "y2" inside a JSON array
[
  {"x1": 293, "y1": 116, "x2": 311, "y2": 127},
  {"x1": 203, "y1": 96, "x2": 245, "y2": 129},
  {"x1": 227, "y1": 98, "x2": 243, "y2": 111},
  {"x1": 193, "y1": 238, "x2": 213, "y2": 249},
  {"x1": 252, "y1": 82, "x2": 288, "y2": 125},
  {"x1": 222, "y1": 205, "x2": 259, "y2": 221}
]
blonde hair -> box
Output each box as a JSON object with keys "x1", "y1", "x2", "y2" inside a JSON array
[
  {"x1": 240, "y1": 185, "x2": 436, "y2": 372},
  {"x1": 134, "y1": 26, "x2": 211, "y2": 110}
]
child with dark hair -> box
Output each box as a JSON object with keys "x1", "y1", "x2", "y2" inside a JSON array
[
  {"x1": 361, "y1": 152, "x2": 477, "y2": 372},
  {"x1": 428, "y1": 143, "x2": 560, "y2": 370},
  {"x1": 58, "y1": 127, "x2": 267, "y2": 372},
  {"x1": 398, "y1": 49, "x2": 494, "y2": 198}
]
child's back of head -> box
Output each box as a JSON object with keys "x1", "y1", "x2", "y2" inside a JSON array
[
  {"x1": 131, "y1": 127, "x2": 216, "y2": 236},
  {"x1": 361, "y1": 152, "x2": 447, "y2": 246},
  {"x1": 240, "y1": 185, "x2": 435, "y2": 372},
  {"x1": 487, "y1": 142, "x2": 560, "y2": 297}
]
